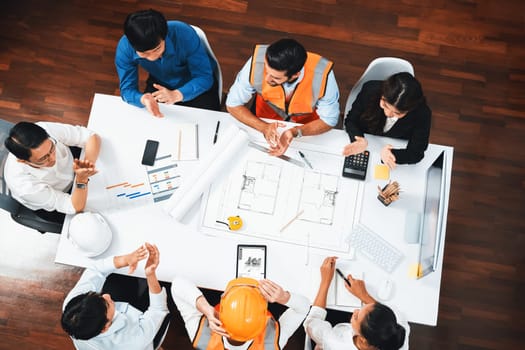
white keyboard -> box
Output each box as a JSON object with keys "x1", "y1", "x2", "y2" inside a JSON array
[{"x1": 348, "y1": 224, "x2": 404, "y2": 273}]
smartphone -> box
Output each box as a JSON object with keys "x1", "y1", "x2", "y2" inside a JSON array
[{"x1": 141, "y1": 139, "x2": 159, "y2": 166}]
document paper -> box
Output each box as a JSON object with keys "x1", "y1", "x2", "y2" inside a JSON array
[{"x1": 200, "y1": 140, "x2": 363, "y2": 253}]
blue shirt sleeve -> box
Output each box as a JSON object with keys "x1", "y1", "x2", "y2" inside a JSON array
[
  {"x1": 225, "y1": 58, "x2": 256, "y2": 107},
  {"x1": 315, "y1": 70, "x2": 340, "y2": 127},
  {"x1": 115, "y1": 36, "x2": 143, "y2": 107},
  {"x1": 173, "y1": 23, "x2": 215, "y2": 101}
]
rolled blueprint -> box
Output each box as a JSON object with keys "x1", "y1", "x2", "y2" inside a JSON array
[{"x1": 165, "y1": 125, "x2": 249, "y2": 221}]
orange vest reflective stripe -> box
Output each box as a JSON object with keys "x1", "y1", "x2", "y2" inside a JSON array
[
  {"x1": 249, "y1": 44, "x2": 333, "y2": 124},
  {"x1": 192, "y1": 305, "x2": 281, "y2": 350}
]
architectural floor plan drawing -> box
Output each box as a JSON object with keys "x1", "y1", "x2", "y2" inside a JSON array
[
  {"x1": 299, "y1": 171, "x2": 339, "y2": 225},
  {"x1": 201, "y1": 144, "x2": 363, "y2": 253},
  {"x1": 238, "y1": 161, "x2": 281, "y2": 214}
]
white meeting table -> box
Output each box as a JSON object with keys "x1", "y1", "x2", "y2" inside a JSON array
[{"x1": 55, "y1": 93, "x2": 453, "y2": 326}]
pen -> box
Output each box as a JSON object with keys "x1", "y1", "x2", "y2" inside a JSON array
[
  {"x1": 213, "y1": 121, "x2": 220, "y2": 144},
  {"x1": 336, "y1": 268, "x2": 352, "y2": 287},
  {"x1": 298, "y1": 151, "x2": 313, "y2": 169}
]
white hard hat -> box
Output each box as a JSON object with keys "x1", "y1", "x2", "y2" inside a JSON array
[{"x1": 68, "y1": 212, "x2": 113, "y2": 258}]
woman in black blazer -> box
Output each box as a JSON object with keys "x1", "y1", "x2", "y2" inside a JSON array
[{"x1": 343, "y1": 72, "x2": 431, "y2": 169}]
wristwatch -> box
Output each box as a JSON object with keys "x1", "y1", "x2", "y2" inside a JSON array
[
  {"x1": 76, "y1": 181, "x2": 88, "y2": 189},
  {"x1": 294, "y1": 127, "x2": 303, "y2": 138}
]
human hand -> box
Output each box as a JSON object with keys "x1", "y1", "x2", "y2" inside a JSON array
[
  {"x1": 152, "y1": 83, "x2": 184, "y2": 105},
  {"x1": 144, "y1": 242, "x2": 160, "y2": 276},
  {"x1": 196, "y1": 295, "x2": 229, "y2": 337},
  {"x1": 141, "y1": 93, "x2": 163, "y2": 118},
  {"x1": 262, "y1": 122, "x2": 286, "y2": 149},
  {"x1": 342, "y1": 136, "x2": 368, "y2": 156},
  {"x1": 206, "y1": 305, "x2": 229, "y2": 337},
  {"x1": 269, "y1": 128, "x2": 294, "y2": 156},
  {"x1": 118, "y1": 244, "x2": 148, "y2": 274},
  {"x1": 73, "y1": 159, "x2": 98, "y2": 183},
  {"x1": 344, "y1": 274, "x2": 375, "y2": 304},
  {"x1": 320, "y1": 256, "x2": 337, "y2": 287},
  {"x1": 258, "y1": 279, "x2": 290, "y2": 305},
  {"x1": 380, "y1": 145, "x2": 396, "y2": 170}
]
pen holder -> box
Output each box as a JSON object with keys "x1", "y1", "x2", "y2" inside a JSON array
[{"x1": 377, "y1": 181, "x2": 401, "y2": 206}]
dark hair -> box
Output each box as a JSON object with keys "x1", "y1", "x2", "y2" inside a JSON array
[
  {"x1": 4, "y1": 122, "x2": 49, "y2": 160},
  {"x1": 124, "y1": 9, "x2": 168, "y2": 52},
  {"x1": 361, "y1": 303, "x2": 406, "y2": 350},
  {"x1": 61, "y1": 292, "x2": 108, "y2": 340},
  {"x1": 265, "y1": 38, "x2": 307, "y2": 78},
  {"x1": 359, "y1": 72, "x2": 425, "y2": 134},
  {"x1": 382, "y1": 72, "x2": 424, "y2": 113}
]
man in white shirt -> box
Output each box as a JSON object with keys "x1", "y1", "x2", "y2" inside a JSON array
[
  {"x1": 171, "y1": 276, "x2": 310, "y2": 349},
  {"x1": 304, "y1": 257, "x2": 410, "y2": 350},
  {"x1": 61, "y1": 243, "x2": 169, "y2": 350},
  {"x1": 3, "y1": 121, "x2": 100, "y2": 223}
]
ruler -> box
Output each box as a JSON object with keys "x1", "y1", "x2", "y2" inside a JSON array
[{"x1": 248, "y1": 142, "x2": 305, "y2": 168}]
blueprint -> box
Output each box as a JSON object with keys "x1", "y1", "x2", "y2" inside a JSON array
[{"x1": 201, "y1": 143, "x2": 362, "y2": 253}]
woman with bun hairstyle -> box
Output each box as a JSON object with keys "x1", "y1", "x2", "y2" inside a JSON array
[
  {"x1": 304, "y1": 257, "x2": 409, "y2": 350},
  {"x1": 343, "y1": 72, "x2": 431, "y2": 169}
]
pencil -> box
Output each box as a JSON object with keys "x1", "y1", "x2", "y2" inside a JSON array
[{"x1": 280, "y1": 209, "x2": 304, "y2": 232}]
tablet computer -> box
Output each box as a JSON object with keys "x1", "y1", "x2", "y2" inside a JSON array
[{"x1": 236, "y1": 245, "x2": 267, "y2": 280}]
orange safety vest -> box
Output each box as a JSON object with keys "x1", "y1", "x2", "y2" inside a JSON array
[
  {"x1": 192, "y1": 305, "x2": 281, "y2": 350},
  {"x1": 249, "y1": 44, "x2": 333, "y2": 124}
]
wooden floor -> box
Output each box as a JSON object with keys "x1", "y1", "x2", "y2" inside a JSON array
[{"x1": 1, "y1": 0, "x2": 524, "y2": 349}]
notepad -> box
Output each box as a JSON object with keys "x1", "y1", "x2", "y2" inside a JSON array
[
  {"x1": 335, "y1": 269, "x2": 363, "y2": 307},
  {"x1": 309, "y1": 265, "x2": 363, "y2": 308},
  {"x1": 158, "y1": 123, "x2": 199, "y2": 161},
  {"x1": 374, "y1": 164, "x2": 390, "y2": 180}
]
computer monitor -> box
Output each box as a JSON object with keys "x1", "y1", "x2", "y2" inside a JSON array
[{"x1": 416, "y1": 151, "x2": 446, "y2": 279}]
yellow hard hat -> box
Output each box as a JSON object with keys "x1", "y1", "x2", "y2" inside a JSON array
[{"x1": 219, "y1": 277, "x2": 268, "y2": 341}]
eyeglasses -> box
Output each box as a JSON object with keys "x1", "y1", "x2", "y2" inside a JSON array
[{"x1": 29, "y1": 137, "x2": 57, "y2": 166}]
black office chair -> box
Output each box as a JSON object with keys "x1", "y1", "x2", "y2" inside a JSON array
[{"x1": 0, "y1": 119, "x2": 63, "y2": 234}]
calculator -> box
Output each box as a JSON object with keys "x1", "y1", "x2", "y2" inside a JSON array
[{"x1": 342, "y1": 150, "x2": 370, "y2": 180}]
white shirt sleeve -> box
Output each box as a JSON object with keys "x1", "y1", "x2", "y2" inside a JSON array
[
  {"x1": 138, "y1": 287, "x2": 169, "y2": 347},
  {"x1": 225, "y1": 58, "x2": 256, "y2": 108},
  {"x1": 304, "y1": 306, "x2": 341, "y2": 347},
  {"x1": 277, "y1": 292, "x2": 311, "y2": 348},
  {"x1": 170, "y1": 276, "x2": 206, "y2": 340},
  {"x1": 15, "y1": 177, "x2": 76, "y2": 214}
]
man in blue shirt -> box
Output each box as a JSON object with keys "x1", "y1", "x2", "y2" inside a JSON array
[{"x1": 115, "y1": 9, "x2": 220, "y2": 117}]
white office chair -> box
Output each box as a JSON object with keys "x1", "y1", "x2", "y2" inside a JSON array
[
  {"x1": 344, "y1": 57, "x2": 415, "y2": 117},
  {"x1": 304, "y1": 333, "x2": 314, "y2": 350},
  {"x1": 190, "y1": 25, "x2": 223, "y2": 104}
]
